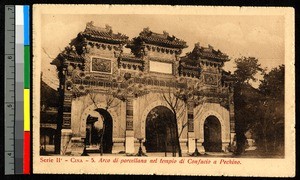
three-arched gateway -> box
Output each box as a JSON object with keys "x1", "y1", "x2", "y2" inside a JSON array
[
  {"x1": 51, "y1": 22, "x2": 236, "y2": 156},
  {"x1": 145, "y1": 106, "x2": 178, "y2": 152}
]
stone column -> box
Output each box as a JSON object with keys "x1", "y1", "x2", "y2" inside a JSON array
[
  {"x1": 125, "y1": 98, "x2": 135, "y2": 154},
  {"x1": 112, "y1": 101, "x2": 126, "y2": 153},
  {"x1": 187, "y1": 102, "x2": 195, "y2": 154},
  {"x1": 60, "y1": 91, "x2": 74, "y2": 155},
  {"x1": 229, "y1": 91, "x2": 236, "y2": 152}
]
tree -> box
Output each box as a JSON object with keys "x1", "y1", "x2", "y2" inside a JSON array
[
  {"x1": 255, "y1": 65, "x2": 285, "y2": 154},
  {"x1": 160, "y1": 85, "x2": 186, "y2": 157},
  {"x1": 252, "y1": 98, "x2": 284, "y2": 154},
  {"x1": 233, "y1": 59, "x2": 285, "y2": 156},
  {"x1": 233, "y1": 56, "x2": 264, "y2": 155},
  {"x1": 234, "y1": 56, "x2": 264, "y2": 84},
  {"x1": 233, "y1": 83, "x2": 262, "y2": 155},
  {"x1": 259, "y1": 65, "x2": 284, "y2": 99}
]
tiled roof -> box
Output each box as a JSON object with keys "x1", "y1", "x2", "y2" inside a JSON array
[
  {"x1": 51, "y1": 47, "x2": 85, "y2": 67},
  {"x1": 138, "y1": 27, "x2": 188, "y2": 48},
  {"x1": 200, "y1": 49, "x2": 229, "y2": 61},
  {"x1": 81, "y1": 21, "x2": 129, "y2": 44},
  {"x1": 60, "y1": 51, "x2": 84, "y2": 62},
  {"x1": 188, "y1": 43, "x2": 229, "y2": 62}
]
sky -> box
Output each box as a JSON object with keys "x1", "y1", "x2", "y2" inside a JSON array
[{"x1": 41, "y1": 14, "x2": 285, "y2": 89}]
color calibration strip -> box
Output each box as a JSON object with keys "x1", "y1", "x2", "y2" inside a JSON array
[
  {"x1": 5, "y1": 5, "x2": 30, "y2": 174},
  {"x1": 23, "y1": 5, "x2": 30, "y2": 174},
  {"x1": 16, "y1": 5, "x2": 31, "y2": 174}
]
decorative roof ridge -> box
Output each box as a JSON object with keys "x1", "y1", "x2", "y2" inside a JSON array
[
  {"x1": 82, "y1": 21, "x2": 129, "y2": 42},
  {"x1": 138, "y1": 27, "x2": 188, "y2": 48},
  {"x1": 188, "y1": 42, "x2": 229, "y2": 61},
  {"x1": 61, "y1": 46, "x2": 84, "y2": 58},
  {"x1": 85, "y1": 21, "x2": 112, "y2": 34}
]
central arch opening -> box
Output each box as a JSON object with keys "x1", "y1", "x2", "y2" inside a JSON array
[
  {"x1": 85, "y1": 108, "x2": 113, "y2": 153},
  {"x1": 145, "y1": 106, "x2": 177, "y2": 152},
  {"x1": 203, "y1": 115, "x2": 222, "y2": 152}
]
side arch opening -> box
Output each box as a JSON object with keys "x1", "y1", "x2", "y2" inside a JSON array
[{"x1": 203, "y1": 115, "x2": 222, "y2": 152}]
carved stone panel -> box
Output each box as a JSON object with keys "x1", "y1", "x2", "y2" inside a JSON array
[{"x1": 91, "y1": 57, "x2": 112, "y2": 73}]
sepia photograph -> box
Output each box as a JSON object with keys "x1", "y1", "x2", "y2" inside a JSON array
[{"x1": 32, "y1": 5, "x2": 295, "y2": 176}]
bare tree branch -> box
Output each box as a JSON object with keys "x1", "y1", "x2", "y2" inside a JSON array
[
  {"x1": 88, "y1": 92, "x2": 99, "y2": 109},
  {"x1": 179, "y1": 121, "x2": 188, "y2": 138}
]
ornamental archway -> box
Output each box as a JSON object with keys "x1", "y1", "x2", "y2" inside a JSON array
[
  {"x1": 145, "y1": 106, "x2": 178, "y2": 152},
  {"x1": 203, "y1": 115, "x2": 222, "y2": 152}
]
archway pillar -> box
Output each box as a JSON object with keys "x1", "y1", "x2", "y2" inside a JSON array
[
  {"x1": 60, "y1": 129, "x2": 72, "y2": 155},
  {"x1": 125, "y1": 98, "x2": 135, "y2": 154},
  {"x1": 180, "y1": 139, "x2": 188, "y2": 154},
  {"x1": 196, "y1": 139, "x2": 205, "y2": 153},
  {"x1": 125, "y1": 131, "x2": 134, "y2": 154},
  {"x1": 229, "y1": 91, "x2": 236, "y2": 150},
  {"x1": 187, "y1": 102, "x2": 195, "y2": 153},
  {"x1": 60, "y1": 92, "x2": 83, "y2": 155},
  {"x1": 112, "y1": 138, "x2": 125, "y2": 153},
  {"x1": 188, "y1": 132, "x2": 195, "y2": 153}
]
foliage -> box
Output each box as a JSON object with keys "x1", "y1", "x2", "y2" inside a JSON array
[
  {"x1": 255, "y1": 65, "x2": 285, "y2": 154},
  {"x1": 252, "y1": 98, "x2": 284, "y2": 154},
  {"x1": 233, "y1": 57, "x2": 285, "y2": 156},
  {"x1": 233, "y1": 83, "x2": 262, "y2": 155},
  {"x1": 234, "y1": 56, "x2": 264, "y2": 83},
  {"x1": 259, "y1": 65, "x2": 284, "y2": 99}
]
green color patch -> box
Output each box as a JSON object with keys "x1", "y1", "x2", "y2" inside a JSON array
[{"x1": 24, "y1": 46, "x2": 30, "y2": 89}]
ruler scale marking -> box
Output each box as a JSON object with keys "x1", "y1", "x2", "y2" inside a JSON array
[{"x1": 5, "y1": 5, "x2": 33, "y2": 175}]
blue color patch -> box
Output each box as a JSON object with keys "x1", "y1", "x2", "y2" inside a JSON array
[{"x1": 23, "y1": 6, "x2": 29, "y2": 45}]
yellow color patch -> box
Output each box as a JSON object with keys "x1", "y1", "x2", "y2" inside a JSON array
[{"x1": 24, "y1": 89, "x2": 30, "y2": 131}]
